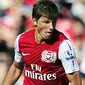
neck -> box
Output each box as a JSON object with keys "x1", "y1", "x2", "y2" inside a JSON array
[{"x1": 35, "y1": 30, "x2": 45, "y2": 44}]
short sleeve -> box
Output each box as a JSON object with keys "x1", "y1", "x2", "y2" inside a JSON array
[
  {"x1": 14, "y1": 34, "x2": 23, "y2": 63},
  {"x1": 58, "y1": 40, "x2": 79, "y2": 74}
]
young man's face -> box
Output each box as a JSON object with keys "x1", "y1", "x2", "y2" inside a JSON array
[{"x1": 35, "y1": 16, "x2": 56, "y2": 40}]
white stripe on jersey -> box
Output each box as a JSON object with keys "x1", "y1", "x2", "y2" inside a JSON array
[{"x1": 14, "y1": 34, "x2": 23, "y2": 63}]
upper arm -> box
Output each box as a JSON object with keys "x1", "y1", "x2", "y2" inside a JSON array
[
  {"x1": 13, "y1": 35, "x2": 24, "y2": 77},
  {"x1": 58, "y1": 40, "x2": 79, "y2": 74},
  {"x1": 58, "y1": 40, "x2": 81, "y2": 85},
  {"x1": 14, "y1": 60, "x2": 24, "y2": 70},
  {"x1": 13, "y1": 34, "x2": 24, "y2": 71},
  {"x1": 13, "y1": 34, "x2": 24, "y2": 75},
  {"x1": 11, "y1": 60, "x2": 24, "y2": 76},
  {"x1": 3, "y1": 35, "x2": 24, "y2": 85},
  {"x1": 14, "y1": 34, "x2": 23, "y2": 63}
]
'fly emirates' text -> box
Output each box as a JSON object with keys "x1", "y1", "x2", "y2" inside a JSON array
[{"x1": 25, "y1": 64, "x2": 57, "y2": 81}]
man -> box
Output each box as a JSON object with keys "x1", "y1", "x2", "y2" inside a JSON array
[{"x1": 3, "y1": 0, "x2": 82, "y2": 85}]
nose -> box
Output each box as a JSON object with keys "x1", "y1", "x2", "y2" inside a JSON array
[{"x1": 49, "y1": 22, "x2": 53, "y2": 30}]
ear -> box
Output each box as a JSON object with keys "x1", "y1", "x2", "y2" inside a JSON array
[{"x1": 33, "y1": 18, "x2": 37, "y2": 27}]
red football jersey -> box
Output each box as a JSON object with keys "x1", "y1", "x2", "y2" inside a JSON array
[{"x1": 17, "y1": 29, "x2": 69, "y2": 85}]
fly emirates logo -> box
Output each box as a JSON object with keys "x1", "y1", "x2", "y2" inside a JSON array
[{"x1": 25, "y1": 64, "x2": 57, "y2": 81}]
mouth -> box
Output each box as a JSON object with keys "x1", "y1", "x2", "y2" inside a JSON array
[{"x1": 46, "y1": 32, "x2": 53, "y2": 36}]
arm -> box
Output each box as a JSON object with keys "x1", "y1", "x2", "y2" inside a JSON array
[
  {"x1": 67, "y1": 71, "x2": 82, "y2": 85},
  {"x1": 3, "y1": 60, "x2": 23, "y2": 85},
  {"x1": 3, "y1": 34, "x2": 23, "y2": 85},
  {"x1": 58, "y1": 40, "x2": 82, "y2": 85}
]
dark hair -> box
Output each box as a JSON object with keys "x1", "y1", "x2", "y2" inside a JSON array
[{"x1": 32, "y1": 0, "x2": 59, "y2": 20}]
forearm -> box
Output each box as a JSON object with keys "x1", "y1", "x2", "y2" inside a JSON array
[
  {"x1": 68, "y1": 72, "x2": 82, "y2": 85},
  {"x1": 69, "y1": 81, "x2": 81, "y2": 85},
  {"x1": 69, "y1": 80, "x2": 81, "y2": 85},
  {"x1": 3, "y1": 63, "x2": 22, "y2": 85}
]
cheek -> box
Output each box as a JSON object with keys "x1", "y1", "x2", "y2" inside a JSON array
[
  {"x1": 37, "y1": 23, "x2": 46, "y2": 32},
  {"x1": 37, "y1": 27, "x2": 45, "y2": 35},
  {"x1": 38, "y1": 23, "x2": 45, "y2": 28}
]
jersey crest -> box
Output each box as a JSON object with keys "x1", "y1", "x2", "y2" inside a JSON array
[{"x1": 41, "y1": 50, "x2": 57, "y2": 63}]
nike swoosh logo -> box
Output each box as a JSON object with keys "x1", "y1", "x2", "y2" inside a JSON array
[{"x1": 22, "y1": 52, "x2": 30, "y2": 56}]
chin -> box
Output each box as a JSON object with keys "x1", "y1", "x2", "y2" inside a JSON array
[{"x1": 44, "y1": 36, "x2": 52, "y2": 40}]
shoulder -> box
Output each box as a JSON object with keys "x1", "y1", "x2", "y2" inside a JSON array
[
  {"x1": 59, "y1": 40, "x2": 73, "y2": 50},
  {"x1": 55, "y1": 30, "x2": 68, "y2": 42},
  {"x1": 58, "y1": 39, "x2": 75, "y2": 59},
  {"x1": 20, "y1": 29, "x2": 35, "y2": 38},
  {"x1": 14, "y1": 29, "x2": 35, "y2": 47},
  {"x1": 58, "y1": 31, "x2": 67, "y2": 40},
  {"x1": 17, "y1": 29, "x2": 35, "y2": 41}
]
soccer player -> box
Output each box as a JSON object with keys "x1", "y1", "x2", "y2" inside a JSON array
[{"x1": 3, "y1": 0, "x2": 82, "y2": 85}]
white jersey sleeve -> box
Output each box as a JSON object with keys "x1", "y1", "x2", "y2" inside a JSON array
[
  {"x1": 58, "y1": 40, "x2": 79, "y2": 74},
  {"x1": 14, "y1": 34, "x2": 23, "y2": 63}
]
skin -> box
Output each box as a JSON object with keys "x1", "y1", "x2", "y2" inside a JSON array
[
  {"x1": 34, "y1": 16, "x2": 56, "y2": 43},
  {"x1": 3, "y1": 16, "x2": 82, "y2": 85},
  {"x1": 3, "y1": 60, "x2": 23, "y2": 85}
]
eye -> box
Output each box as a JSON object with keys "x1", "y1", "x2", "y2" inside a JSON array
[{"x1": 43, "y1": 20, "x2": 50, "y2": 23}]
